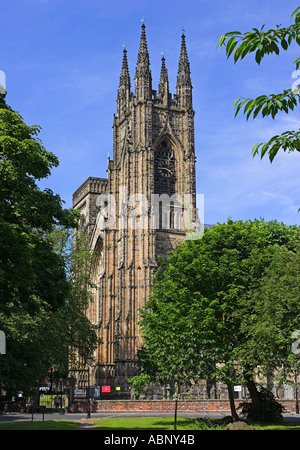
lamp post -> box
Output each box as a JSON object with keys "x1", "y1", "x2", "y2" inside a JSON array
[{"x1": 86, "y1": 355, "x2": 93, "y2": 419}]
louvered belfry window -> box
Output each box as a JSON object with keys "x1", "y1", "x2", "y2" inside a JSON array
[
  {"x1": 154, "y1": 140, "x2": 176, "y2": 196},
  {"x1": 154, "y1": 140, "x2": 177, "y2": 230}
]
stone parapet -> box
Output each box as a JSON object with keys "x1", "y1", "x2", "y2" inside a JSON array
[{"x1": 73, "y1": 177, "x2": 108, "y2": 208}]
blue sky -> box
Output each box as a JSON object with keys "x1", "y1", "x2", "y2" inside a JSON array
[{"x1": 1, "y1": 0, "x2": 299, "y2": 226}]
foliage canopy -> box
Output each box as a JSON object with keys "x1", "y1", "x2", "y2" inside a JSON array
[{"x1": 217, "y1": 7, "x2": 300, "y2": 162}]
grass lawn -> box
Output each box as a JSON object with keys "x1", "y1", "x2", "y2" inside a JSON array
[
  {"x1": 92, "y1": 417, "x2": 207, "y2": 430},
  {"x1": 253, "y1": 422, "x2": 300, "y2": 431},
  {"x1": 0, "y1": 416, "x2": 300, "y2": 430},
  {"x1": 91, "y1": 416, "x2": 300, "y2": 431},
  {"x1": 0, "y1": 420, "x2": 80, "y2": 430}
]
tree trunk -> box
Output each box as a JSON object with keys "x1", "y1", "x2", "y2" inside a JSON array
[
  {"x1": 244, "y1": 374, "x2": 263, "y2": 412},
  {"x1": 226, "y1": 382, "x2": 239, "y2": 421},
  {"x1": 174, "y1": 382, "x2": 179, "y2": 430}
]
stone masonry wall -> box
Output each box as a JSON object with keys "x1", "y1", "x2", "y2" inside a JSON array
[{"x1": 70, "y1": 399, "x2": 296, "y2": 414}]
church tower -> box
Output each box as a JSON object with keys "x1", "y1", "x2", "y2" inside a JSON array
[{"x1": 72, "y1": 24, "x2": 198, "y2": 397}]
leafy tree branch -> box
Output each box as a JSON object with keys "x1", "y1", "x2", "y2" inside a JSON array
[{"x1": 217, "y1": 7, "x2": 300, "y2": 162}]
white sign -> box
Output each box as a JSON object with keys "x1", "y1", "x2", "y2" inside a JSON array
[
  {"x1": 234, "y1": 385, "x2": 242, "y2": 392},
  {"x1": 0, "y1": 331, "x2": 6, "y2": 354}
]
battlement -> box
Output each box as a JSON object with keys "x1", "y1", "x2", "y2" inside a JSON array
[{"x1": 73, "y1": 176, "x2": 108, "y2": 207}]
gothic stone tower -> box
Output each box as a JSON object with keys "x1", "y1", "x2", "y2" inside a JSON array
[{"x1": 72, "y1": 24, "x2": 198, "y2": 397}]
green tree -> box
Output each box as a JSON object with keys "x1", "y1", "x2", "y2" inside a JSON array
[
  {"x1": 0, "y1": 96, "x2": 78, "y2": 310},
  {"x1": 0, "y1": 230, "x2": 99, "y2": 396},
  {"x1": 135, "y1": 219, "x2": 299, "y2": 421},
  {"x1": 241, "y1": 246, "x2": 300, "y2": 395},
  {"x1": 49, "y1": 228, "x2": 100, "y2": 370},
  {"x1": 130, "y1": 287, "x2": 208, "y2": 429},
  {"x1": 0, "y1": 297, "x2": 57, "y2": 396},
  {"x1": 0, "y1": 95, "x2": 85, "y2": 395},
  {"x1": 217, "y1": 7, "x2": 300, "y2": 162}
]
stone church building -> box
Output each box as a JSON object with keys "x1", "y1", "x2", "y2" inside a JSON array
[{"x1": 72, "y1": 24, "x2": 200, "y2": 397}]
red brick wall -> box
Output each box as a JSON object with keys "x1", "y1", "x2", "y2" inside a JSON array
[{"x1": 71, "y1": 399, "x2": 296, "y2": 414}]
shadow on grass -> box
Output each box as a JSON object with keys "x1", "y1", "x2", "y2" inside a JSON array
[{"x1": 0, "y1": 420, "x2": 80, "y2": 430}]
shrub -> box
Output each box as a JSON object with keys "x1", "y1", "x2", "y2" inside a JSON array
[
  {"x1": 238, "y1": 387, "x2": 285, "y2": 423},
  {"x1": 192, "y1": 418, "x2": 226, "y2": 430}
]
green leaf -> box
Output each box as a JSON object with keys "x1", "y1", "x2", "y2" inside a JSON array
[
  {"x1": 244, "y1": 100, "x2": 256, "y2": 120},
  {"x1": 252, "y1": 103, "x2": 264, "y2": 119},
  {"x1": 224, "y1": 31, "x2": 242, "y2": 36},
  {"x1": 217, "y1": 34, "x2": 226, "y2": 49},
  {"x1": 233, "y1": 97, "x2": 242, "y2": 108},
  {"x1": 226, "y1": 37, "x2": 238, "y2": 58},
  {"x1": 260, "y1": 142, "x2": 269, "y2": 158},
  {"x1": 252, "y1": 142, "x2": 262, "y2": 157},
  {"x1": 255, "y1": 49, "x2": 262, "y2": 64},
  {"x1": 291, "y1": 7, "x2": 300, "y2": 22},
  {"x1": 281, "y1": 38, "x2": 288, "y2": 50},
  {"x1": 292, "y1": 57, "x2": 300, "y2": 70},
  {"x1": 270, "y1": 41, "x2": 280, "y2": 55},
  {"x1": 234, "y1": 98, "x2": 248, "y2": 117},
  {"x1": 234, "y1": 42, "x2": 248, "y2": 63},
  {"x1": 269, "y1": 142, "x2": 281, "y2": 162}
]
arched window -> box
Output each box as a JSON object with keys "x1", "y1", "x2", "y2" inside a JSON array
[
  {"x1": 88, "y1": 237, "x2": 103, "y2": 323},
  {"x1": 154, "y1": 140, "x2": 177, "y2": 230},
  {"x1": 154, "y1": 140, "x2": 176, "y2": 196},
  {"x1": 92, "y1": 237, "x2": 104, "y2": 282}
]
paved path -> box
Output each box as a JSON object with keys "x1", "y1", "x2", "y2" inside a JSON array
[{"x1": 76, "y1": 418, "x2": 97, "y2": 430}]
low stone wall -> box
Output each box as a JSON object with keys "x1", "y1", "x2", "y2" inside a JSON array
[
  {"x1": 0, "y1": 399, "x2": 296, "y2": 414},
  {"x1": 70, "y1": 399, "x2": 296, "y2": 414}
]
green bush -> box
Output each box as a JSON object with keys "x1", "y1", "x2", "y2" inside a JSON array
[
  {"x1": 238, "y1": 387, "x2": 285, "y2": 423},
  {"x1": 192, "y1": 418, "x2": 226, "y2": 430}
]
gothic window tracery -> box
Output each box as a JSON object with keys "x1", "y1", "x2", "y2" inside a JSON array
[
  {"x1": 154, "y1": 140, "x2": 177, "y2": 230},
  {"x1": 154, "y1": 140, "x2": 176, "y2": 196}
]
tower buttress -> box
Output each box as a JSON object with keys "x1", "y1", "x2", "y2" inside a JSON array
[
  {"x1": 134, "y1": 24, "x2": 152, "y2": 101},
  {"x1": 176, "y1": 32, "x2": 193, "y2": 109},
  {"x1": 158, "y1": 55, "x2": 170, "y2": 106},
  {"x1": 117, "y1": 47, "x2": 131, "y2": 118}
]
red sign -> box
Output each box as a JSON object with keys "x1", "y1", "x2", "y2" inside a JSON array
[{"x1": 102, "y1": 386, "x2": 111, "y2": 393}]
